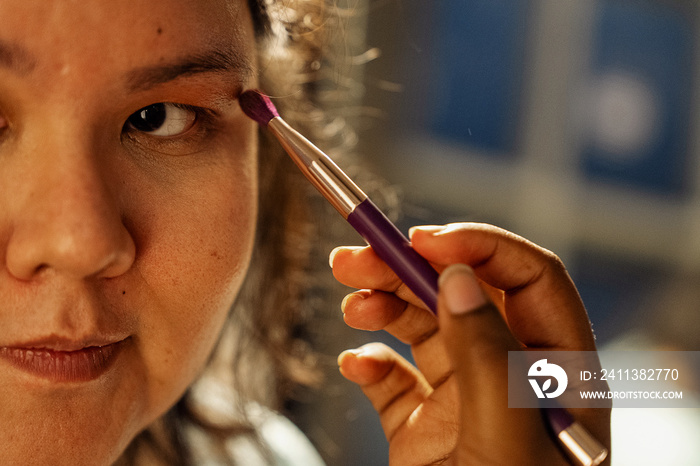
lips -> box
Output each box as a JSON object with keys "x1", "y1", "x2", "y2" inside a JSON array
[{"x1": 0, "y1": 339, "x2": 126, "y2": 383}]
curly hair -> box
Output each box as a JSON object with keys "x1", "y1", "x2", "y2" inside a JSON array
[{"x1": 118, "y1": 1, "x2": 344, "y2": 464}]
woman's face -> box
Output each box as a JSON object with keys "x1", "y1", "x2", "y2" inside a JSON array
[{"x1": 0, "y1": 0, "x2": 258, "y2": 463}]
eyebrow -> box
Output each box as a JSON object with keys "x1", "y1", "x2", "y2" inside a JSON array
[
  {"x1": 0, "y1": 39, "x2": 36, "y2": 74},
  {"x1": 126, "y1": 48, "x2": 254, "y2": 92},
  {"x1": 0, "y1": 38, "x2": 252, "y2": 90}
]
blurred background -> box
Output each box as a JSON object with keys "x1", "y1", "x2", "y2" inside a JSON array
[{"x1": 300, "y1": 1, "x2": 700, "y2": 464}]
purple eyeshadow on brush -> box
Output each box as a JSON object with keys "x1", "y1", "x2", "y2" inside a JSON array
[{"x1": 239, "y1": 90, "x2": 278, "y2": 126}]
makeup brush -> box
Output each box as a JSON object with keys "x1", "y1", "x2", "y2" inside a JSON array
[
  {"x1": 239, "y1": 89, "x2": 439, "y2": 313},
  {"x1": 239, "y1": 89, "x2": 608, "y2": 466},
  {"x1": 549, "y1": 404, "x2": 608, "y2": 466}
]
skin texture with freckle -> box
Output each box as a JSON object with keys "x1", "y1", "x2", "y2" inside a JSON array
[{"x1": 0, "y1": 1, "x2": 258, "y2": 464}]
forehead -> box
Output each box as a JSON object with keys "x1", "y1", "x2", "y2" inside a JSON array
[{"x1": 0, "y1": 0, "x2": 255, "y2": 80}]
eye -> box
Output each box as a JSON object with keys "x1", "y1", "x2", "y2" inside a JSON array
[{"x1": 125, "y1": 103, "x2": 196, "y2": 137}]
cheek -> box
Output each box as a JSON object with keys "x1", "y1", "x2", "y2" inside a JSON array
[{"x1": 123, "y1": 143, "x2": 258, "y2": 416}]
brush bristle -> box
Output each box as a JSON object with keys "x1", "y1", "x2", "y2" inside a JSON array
[{"x1": 239, "y1": 89, "x2": 279, "y2": 126}]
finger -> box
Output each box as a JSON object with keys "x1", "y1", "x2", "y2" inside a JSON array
[
  {"x1": 411, "y1": 223, "x2": 594, "y2": 351},
  {"x1": 330, "y1": 246, "x2": 433, "y2": 309},
  {"x1": 437, "y1": 264, "x2": 562, "y2": 464},
  {"x1": 341, "y1": 290, "x2": 437, "y2": 345},
  {"x1": 338, "y1": 343, "x2": 432, "y2": 441},
  {"x1": 341, "y1": 290, "x2": 450, "y2": 386}
]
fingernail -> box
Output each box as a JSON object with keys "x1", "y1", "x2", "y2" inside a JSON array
[
  {"x1": 408, "y1": 225, "x2": 445, "y2": 239},
  {"x1": 439, "y1": 264, "x2": 487, "y2": 315},
  {"x1": 337, "y1": 348, "x2": 363, "y2": 365},
  {"x1": 329, "y1": 247, "x2": 342, "y2": 268},
  {"x1": 329, "y1": 246, "x2": 365, "y2": 268},
  {"x1": 341, "y1": 293, "x2": 357, "y2": 313}
]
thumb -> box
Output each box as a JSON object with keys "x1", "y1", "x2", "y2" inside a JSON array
[
  {"x1": 437, "y1": 264, "x2": 550, "y2": 462},
  {"x1": 437, "y1": 263, "x2": 521, "y2": 372}
]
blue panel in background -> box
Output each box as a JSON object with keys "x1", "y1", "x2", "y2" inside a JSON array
[
  {"x1": 581, "y1": 0, "x2": 695, "y2": 196},
  {"x1": 428, "y1": 0, "x2": 529, "y2": 154},
  {"x1": 572, "y1": 248, "x2": 669, "y2": 345}
]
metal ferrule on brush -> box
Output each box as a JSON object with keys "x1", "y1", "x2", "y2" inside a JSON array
[
  {"x1": 558, "y1": 423, "x2": 608, "y2": 466},
  {"x1": 267, "y1": 117, "x2": 367, "y2": 218}
]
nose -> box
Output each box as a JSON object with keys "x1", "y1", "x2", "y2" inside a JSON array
[{"x1": 5, "y1": 137, "x2": 136, "y2": 281}]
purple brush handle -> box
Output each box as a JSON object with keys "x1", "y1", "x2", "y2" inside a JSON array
[
  {"x1": 347, "y1": 198, "x2": 439, "y2": 313},
  {"x1": 547, "y1": 404, "x2": 574, "y2": 434}
]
